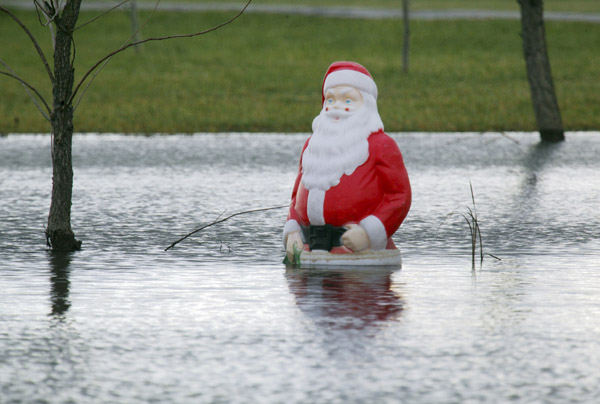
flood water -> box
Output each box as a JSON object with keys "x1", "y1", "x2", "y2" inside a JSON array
[{"x1": 1, "y1": 132, "x2": 599, "y2": 403}]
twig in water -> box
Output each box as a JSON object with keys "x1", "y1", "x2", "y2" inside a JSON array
[
  {"x1": 164, "y1": 204, "x2": 287, "y2": 251},
  {"x1": 219, "y1": 241, "x2": 232, "y2": 253}
]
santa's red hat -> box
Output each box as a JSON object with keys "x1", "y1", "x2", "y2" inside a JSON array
[{"x1": 322, "y1": 61, "x2": 378, "y2": 104}]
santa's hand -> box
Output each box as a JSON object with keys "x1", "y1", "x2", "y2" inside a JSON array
[
  {"x1": 286, "y1": 231, "x2": 304, "y2": 262},
  {"x1": 341, "y1": 224, "x2": 370, "y2": 252}
]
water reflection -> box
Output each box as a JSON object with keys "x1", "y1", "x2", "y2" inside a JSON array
[
  {"x1": 285, "y1": 267, "x2": 404, "y2": 330},
  {"x1": 520, "y1": 141, "x2": 563, "y2": 198},
  {"x1": 48, "y1": 252, "x2": 72, "y2": 317},
  {"x1": 480, "y1": 139, "x2": 570, "y2": 255},
  {"x1": 478, "y1": 266, "x2": 531, "y2": 332},
  {"x1": 512, "y1": 140, "x2": 568, "y2": 251}
]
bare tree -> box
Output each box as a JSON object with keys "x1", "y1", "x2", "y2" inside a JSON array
[
  {"x1": 130, "y1": 0, "x2": 141, "y2": 50},
  {"x1": 402, "y1": 0, "x2": 410, "y2": 73},
  {"x1": 1, "y1": 0, "x2": 252, "y2": 251},
  {"x1": 517, "y1": 0, "x2": 564, "y2": 142}
]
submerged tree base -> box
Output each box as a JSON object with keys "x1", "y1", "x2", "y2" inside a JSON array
[
  {"x1": 46, "y1": 229, "x2": 82, "y2": 252},
  {"x1": 540, "y1": 129, "x2": 565, "y2": 142}
]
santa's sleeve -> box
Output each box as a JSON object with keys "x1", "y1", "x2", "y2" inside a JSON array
[
  {"x1": 283, "y1": 138, "x2": 310, "y2": 245},
  {"x1": 359, "y1": 133, "x2": 411, "y2": 250}
]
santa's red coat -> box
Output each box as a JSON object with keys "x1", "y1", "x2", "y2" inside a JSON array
[{"x1": 285, "y1": 130, "x2": 411, "y2": 250}]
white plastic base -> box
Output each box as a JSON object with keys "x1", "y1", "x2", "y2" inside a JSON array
[{"x1": 298, "y1": 249, "x2": 402, "y2": 268}]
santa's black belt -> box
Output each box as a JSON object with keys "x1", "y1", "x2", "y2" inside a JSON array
[{"x1": 301, "y1": 224, "x2": 346, "y2": 251}]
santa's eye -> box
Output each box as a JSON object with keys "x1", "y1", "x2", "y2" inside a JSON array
[
  {"x1": 345, "y1": 99, "x2": 352, "y2": 104},
  {"x1": 327, "y1": 98, "x2": 334, "y2": 104}
]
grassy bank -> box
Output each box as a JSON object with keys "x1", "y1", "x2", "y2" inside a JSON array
[{"x1": 1, "y1": 9, "x2": 599, "y2": 133}]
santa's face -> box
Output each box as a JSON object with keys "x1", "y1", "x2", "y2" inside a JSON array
[
  {"x1": 323, "y1": 86, "x2": 364, "y2": 120},
  {"x1": 302, "y1": 86, "x2": 384, "y2": 192}
]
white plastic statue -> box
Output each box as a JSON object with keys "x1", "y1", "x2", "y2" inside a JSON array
[{"x1": 283, "y1": 61, "x2": 411, "y2": 267}]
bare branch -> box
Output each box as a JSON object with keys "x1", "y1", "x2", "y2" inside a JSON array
[
  {"x1": 0, "y1": 58, "x2": 51, "y2": 121},
  {"x1": 74, "y1": 0, "x2": 162, "y2": 111},
  {"x1": 70, "y1": 0, "x2": 253, "y2": 105},
  {"x1": 33, "y1": 0, "x2": 52, "y2": 17},
  {"x1": 34, "y1": 1, "x2": 57, "y2": 48},
  {"x1": 0, "y1": 70, "x2": 52, "y2": 118},
  {"x1": 34, "y1": 0, "x2": 60, "y2": 31},
  {"x1": 33, "y1": 0, "x2": 47, "y2": 26},
  {"x1": 75, "y1": 0, "x2": 131, "y2": 31},
  {"x1": 165, "y1": 204, "x2": 286, "y2": 251},
  {"x1": 0, "y1": 5, "x2": 55, "y2": 83}
]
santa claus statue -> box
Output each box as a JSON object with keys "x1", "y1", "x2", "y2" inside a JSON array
[{"x1": 284, "y1": 61, "x2": 411, "y2": 266}]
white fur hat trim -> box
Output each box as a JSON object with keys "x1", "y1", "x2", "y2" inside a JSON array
[{"x1": 323, "y1": 69, "x2": 378, "y2": 100}]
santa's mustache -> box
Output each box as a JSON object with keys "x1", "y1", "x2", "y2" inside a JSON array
[{"x1": 323, "y1": 108, "x2": 352, "y2": 121}]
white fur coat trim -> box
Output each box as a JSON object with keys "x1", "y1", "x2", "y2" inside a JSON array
[
  {"x1": 283, "y1": 219, "x2": 301, "y2": 245},
  {"x1": 359, "y1": 215, "x2": 388, "y2": 250},
  {"x1": 306, "y1": 189, "x2": 326, "y2": 225}
]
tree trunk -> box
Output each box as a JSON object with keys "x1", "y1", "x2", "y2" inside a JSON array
[
  {"x1": 402, "y1": 0, "x2": 410, "y2": 73},
  {"x1": 517, "y1": 0, "x2": 564, "y2": 142},
  {"x1": 46, "y1": 1, "x2": 82, "y2": 251},
  {"x1": 130, "y1": 0, "x2": 141, "y2": 51}
]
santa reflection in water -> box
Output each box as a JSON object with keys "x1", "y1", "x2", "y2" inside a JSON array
[{"x1": 285, "y1": 268, "x2": 404, "y2": 330}]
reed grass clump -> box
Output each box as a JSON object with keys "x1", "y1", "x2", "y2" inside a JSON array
[
  {"x1": 462, "y1": 182, "x2": 501, "y2": 270},
  {"x1": 463, "y1": 182, "x2": 483, "y2": 271}
]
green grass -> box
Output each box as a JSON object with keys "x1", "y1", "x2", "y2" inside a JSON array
[{"x1": 1, "y1": 9, "x2": 599, "y2": 133}]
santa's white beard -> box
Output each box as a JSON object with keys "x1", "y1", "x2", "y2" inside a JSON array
[{"x1": 301, "y1": 94, "x2": 384, "y2": 192}]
